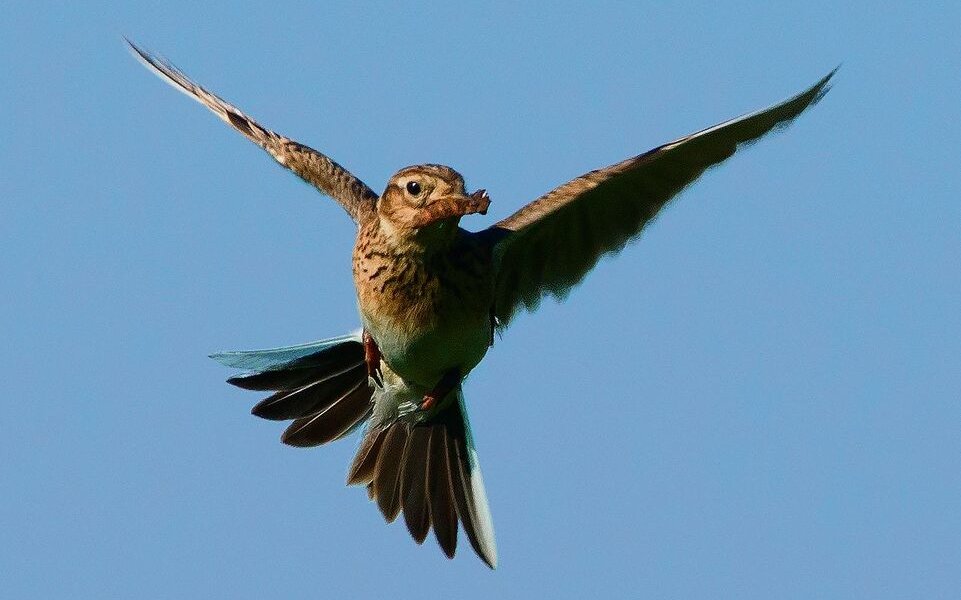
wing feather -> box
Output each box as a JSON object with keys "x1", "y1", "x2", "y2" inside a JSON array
[
  {"x1": 487, "y1": 69, "x2": 836, "y2": 326},
  {"x1": 127, "y1": 39, "x2": 378, "y2": 223}
]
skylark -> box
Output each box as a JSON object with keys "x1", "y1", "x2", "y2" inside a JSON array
[{"x1": 129, "y1": 40, "x2": 835, "y2": 568}]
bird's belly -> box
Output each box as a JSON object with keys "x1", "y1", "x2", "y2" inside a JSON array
[{"x1": 364, "y1": 311, "x2": 490, "y2": 389}]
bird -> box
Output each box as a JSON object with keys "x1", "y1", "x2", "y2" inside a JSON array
[{"x1": 128, "y1": 39, "x2": 835, "y2": 569}]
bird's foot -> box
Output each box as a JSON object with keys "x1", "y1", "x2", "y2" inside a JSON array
[
  {"x1": 363, "y1": 329, "x2": 383, "y2": 387},
  {"x1": 420, "y1": 369, "x2": 461, "y2": 412},
  {"x1": 419, "y1": 395, "x2": 437, "y2": 412}
]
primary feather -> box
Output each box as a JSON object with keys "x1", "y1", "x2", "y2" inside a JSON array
[
  {"x1": 127, "y1": 40, "x2": 378, "y2": 223},
  {"x1": 487, "y1": 69, "x2": 836, "y2": 326}
]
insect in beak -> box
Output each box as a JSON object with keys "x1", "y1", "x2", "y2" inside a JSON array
[{"x1": 466, "y1": 189, "x2": 490, "y2": 215}]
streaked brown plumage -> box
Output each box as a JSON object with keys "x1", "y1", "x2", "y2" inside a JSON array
[{"x1": 129, "y1": 39, "x2": 835, "y2": 569}]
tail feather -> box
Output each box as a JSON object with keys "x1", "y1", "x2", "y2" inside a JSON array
[
  {"x1": 214, "y1": 333, "x2": 497, "y2": 568},
  {"x1": 281, "y1": 381, "x2": 372, "y2": 447},
  {"x1": 250, "y1": 363, "x2": 365, "y2": 421},
  {"x1": 446, "y1": 399, "x2": 497, "y2": 569},
  {"x1": 346, "y1": 425, "x2": 388, "y2": 485},
  {"x1": 227, "y1": 344, "x2": 364, "y2": 391},
  {"x1": 210, "y1": 331, "x2": 362, "y2": 371},
  {"x1": 427, "y1": 425, "x2": 458, "y2": 559},
  {"x1": 400, "y1": 427, "x2": 432, "y2": 544},
  {"x1": 352, "y1": 390, "x2": 498, "y2": 569},
  {"x1": 213, "y1": 333, "x2": 373, "y2": 448},
  {"x1": 373, "y1": 425, "x2": 408, "y2": 522}
]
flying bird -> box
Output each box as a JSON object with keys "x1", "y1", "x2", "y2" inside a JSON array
[{"x1": 128, "y1": 40, "x2": 834, "y2": 569}]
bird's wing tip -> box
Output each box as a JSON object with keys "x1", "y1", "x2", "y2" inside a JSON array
[
  {"x1": 122, "y1": 37, "x2": 152, "y2": 64},
  {"x1": 810, "y1": 64, "x2": 841, "y2": 105}
]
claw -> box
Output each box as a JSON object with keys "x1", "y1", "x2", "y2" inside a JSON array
[{"x1": 363, "y1": 329, "x2": 383, "y2": 387}]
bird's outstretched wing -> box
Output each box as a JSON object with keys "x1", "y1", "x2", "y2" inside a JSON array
[
  {"x1": 127, "y1": 39, "x2": 378, "y2": 224},
  {"x1": 486, "y1": 69, "x2": 836, "y2": 327}
]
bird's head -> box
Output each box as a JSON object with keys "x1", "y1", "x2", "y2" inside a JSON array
[{"x1": 376, "y1": 164, "x2": 490, "y2": 246}]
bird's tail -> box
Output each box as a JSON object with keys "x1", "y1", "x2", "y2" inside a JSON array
[
  {"x1": 210, "y1": 330, "x2": 373, "y2": 446},
  {"x1": 347, "y1": 388, "x2": 498, "y2": 569},
  {"x1": 212, "y1": 334, "x2": 497, "y2": 568}
]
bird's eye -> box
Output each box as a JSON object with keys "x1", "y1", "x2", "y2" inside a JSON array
[{"x1": 406, "y1": 181, "x2": 422, "y2": 195}]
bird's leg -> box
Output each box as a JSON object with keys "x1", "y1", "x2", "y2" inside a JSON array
[
  {"x1": 363, "y1": 329, "x2": 383, "y2": 387},
  {"x1": 420, "y1": 369, "x2": 461, "y2": 412}
]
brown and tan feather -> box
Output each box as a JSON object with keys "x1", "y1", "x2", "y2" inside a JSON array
[
  {"x1": 127, "y1": 40, "x2": 378, "y2": 223},
  {"x1": 487, "y1": 69, "x2": 836, "y2": 327}
]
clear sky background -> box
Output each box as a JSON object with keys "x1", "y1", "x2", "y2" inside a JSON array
[{"x1": 2, "y1": 2, "x2": 959, "y2": 598}]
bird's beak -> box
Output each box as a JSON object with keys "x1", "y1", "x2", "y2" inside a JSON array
[{"x1": 411, "y1": 190, "x2": 491, "y2": 228}]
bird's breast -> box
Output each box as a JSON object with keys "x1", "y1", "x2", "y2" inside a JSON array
[{"x1": 352, "y1": 231, "x2": 494, "y2": 387}]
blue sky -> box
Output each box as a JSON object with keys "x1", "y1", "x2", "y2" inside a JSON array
[{"x1": 2, "y1": 2, "x2": 959, "y2": 598}]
